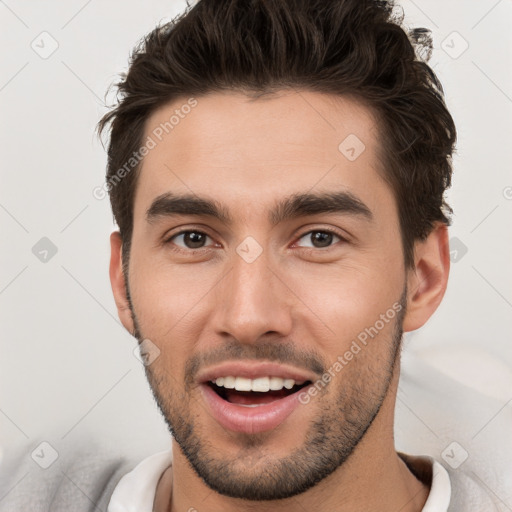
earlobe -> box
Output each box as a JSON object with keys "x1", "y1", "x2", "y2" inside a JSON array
[
  {"x1": 109, "y1": 231, "x2": 135, "y2": 334},
  {"x1": 402, "y1": 223, "x2": 450, "y2": 333}
]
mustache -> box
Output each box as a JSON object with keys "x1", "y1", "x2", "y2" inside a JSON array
[
  {"x1": 184, "y1": 339, "x2": 327, "y2": 388},
  {"x1": 128, "y1": 298, "x2": 326, "y2": 381}
]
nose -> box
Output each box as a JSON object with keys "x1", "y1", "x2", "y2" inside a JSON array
[{"x1": 211, "y1": 248, "x2": 293, "y2": 344}]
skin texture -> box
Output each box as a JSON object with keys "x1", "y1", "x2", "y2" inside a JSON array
[{"x1": 110, "y1": 90, "x2": 450, "y2": 511}]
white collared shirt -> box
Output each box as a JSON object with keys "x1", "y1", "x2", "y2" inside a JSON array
[{"x1": 108, "y1": 449, "x2": 451, "y2": 512}]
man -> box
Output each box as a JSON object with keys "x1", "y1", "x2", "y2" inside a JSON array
[{"x1": 0, "y1": 0, "x2": 503, "y2": 510}]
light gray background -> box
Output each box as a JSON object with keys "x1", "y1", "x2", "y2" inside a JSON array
[{"x1": 1, "y1": 0, "x2": 511, "y2": 479}]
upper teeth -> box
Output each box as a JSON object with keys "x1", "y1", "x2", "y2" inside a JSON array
[{"x1": 211, "y1": 376, "x2": 304, "y2": 392}]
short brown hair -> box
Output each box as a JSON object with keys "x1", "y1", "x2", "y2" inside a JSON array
[{"x1": 98, "y1": 0, "x2": 457, "y2": 271}]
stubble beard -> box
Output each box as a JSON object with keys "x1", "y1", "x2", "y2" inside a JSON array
[{"x1": 127, "y1": 280, "x2": 407, "y2": 501}]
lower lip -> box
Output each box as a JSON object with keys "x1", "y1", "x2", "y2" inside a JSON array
[{"x1": 200, "y1": 383, "x2": 308, "y2": 434}]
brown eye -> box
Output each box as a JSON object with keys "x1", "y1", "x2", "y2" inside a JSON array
[
  {"x1": 296, "y1": 230, "x2": 343, "y2": 249},
  {"x1": 169, "y1": 231, "x2": 212, "y2": 249}
]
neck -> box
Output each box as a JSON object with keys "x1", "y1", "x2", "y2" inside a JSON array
[{"x1": 156, "y1": 364, "x2": 430, "y2": 512}]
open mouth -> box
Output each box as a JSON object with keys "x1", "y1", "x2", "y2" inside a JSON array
[
  {"x1": 206, "y1": 379, "x2": 312, "y2": 407},
  {"x1": 200, "y1": 372, "x2": 315, "y2": 433}
]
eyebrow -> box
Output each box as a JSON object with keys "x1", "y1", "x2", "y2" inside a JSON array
[{"x1": 146, "y1": 190, "x2": 373, "y2": 226}]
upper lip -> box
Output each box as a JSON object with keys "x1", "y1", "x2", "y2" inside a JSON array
[{"x1": 197, "y1": 361, "x2": 318, "y2": 384}]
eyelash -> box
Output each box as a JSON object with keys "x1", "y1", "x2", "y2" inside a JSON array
[{"x1": 163, "y1": 228, "x2": 347, "y2": 254}]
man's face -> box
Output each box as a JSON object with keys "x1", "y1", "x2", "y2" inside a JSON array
[{"x1": 125, "y1": 90, "x2": 408, "y2": 499}]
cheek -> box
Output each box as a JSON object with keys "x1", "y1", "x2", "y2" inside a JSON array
[
  {"x1": 128, "y1": 258, "x2": 222, "y2": 383},
  {"x1": 129, "y1": 254, "x2": 217, "y2": 330},
  {"x1": 286, "y1": 260, "x2": 403, "y2": 353}
]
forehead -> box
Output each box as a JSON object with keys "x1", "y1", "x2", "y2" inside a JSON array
[{"x1": 134, "y1": 90, "x2": 392, "y2": 223}]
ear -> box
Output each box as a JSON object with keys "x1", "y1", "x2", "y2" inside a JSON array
[
  {"x1": 109, "y1": 231, "x2": 135, "y2": 334},
  {"x1": 402, "y1": 223, "x2": 450, "y2": 332}
]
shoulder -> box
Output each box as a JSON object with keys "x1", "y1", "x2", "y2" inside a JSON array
[
  {"x1": 0, "y1": 441, "x2": 136, "y2": 512},
  {"x1": 444, "y1": 464, "x2": 503, "y2": 511},
  {"x1": 399, "y1": 451, "x2": 504, "y2": 511}
]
